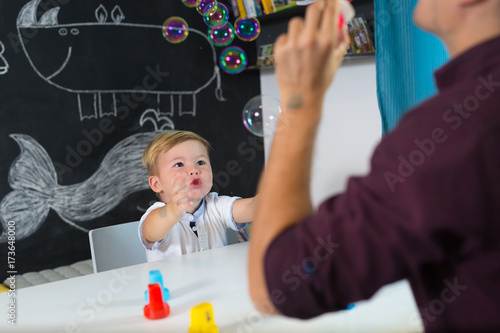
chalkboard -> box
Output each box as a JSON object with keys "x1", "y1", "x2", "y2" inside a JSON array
[{"x1": 0, "y1": 0, "x2": 263, "y2": 281}]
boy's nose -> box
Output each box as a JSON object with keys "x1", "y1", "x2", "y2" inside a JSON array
[{"x1": 188, "y1": 168, "x2": 199, "y2": 176}]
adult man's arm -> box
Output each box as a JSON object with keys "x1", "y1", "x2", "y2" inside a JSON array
[{"x1": 248, "y1": 0, "x2": 349, "y2": 314}]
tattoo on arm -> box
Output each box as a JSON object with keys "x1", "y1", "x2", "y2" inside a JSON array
[
  {"x1": 287, "y1": 93, "x2": 304, "y2": 110},
  {"x1": 159, "y1": 206, "x2": 167, "y2": 218}
]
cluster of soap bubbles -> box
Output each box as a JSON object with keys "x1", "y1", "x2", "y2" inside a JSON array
[
  {"x1": 162, "y1": 0, "x2": 261, "y2": 75},
  {"x1": 164, "y1": 1, "x2": 280, "y2": 138},
  {"x1": 242, "y1": 95, "x2": 282, "y2": 137}
]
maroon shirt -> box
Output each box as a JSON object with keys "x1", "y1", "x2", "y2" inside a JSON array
[{"x1": 264, "y1": 36, "x2": 500, "y2": 332}]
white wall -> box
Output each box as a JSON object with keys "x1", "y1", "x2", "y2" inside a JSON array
[{"x1": 260, "y1": 57, "x2": 382, "y2": 207}]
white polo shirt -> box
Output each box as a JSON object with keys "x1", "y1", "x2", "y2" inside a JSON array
[{"x1": 138, "y1": 192, "x2": 248, "y2": 261}]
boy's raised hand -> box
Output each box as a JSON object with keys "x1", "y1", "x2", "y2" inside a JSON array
[
  {"x1": 143, "y1": 173, "x2": 196, "y2": 243},
  {"x1": 165, "y1": 173, "x2": 195, "y2": 220}
]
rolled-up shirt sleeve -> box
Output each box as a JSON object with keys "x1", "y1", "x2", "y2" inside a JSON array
[{"x1": 205, "y1": 193, "x2": 249, "y2": 231}]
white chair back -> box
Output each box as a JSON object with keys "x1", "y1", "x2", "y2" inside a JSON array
[{"x1": 88, "y1": 221, "x2": 147, "y2": 273}]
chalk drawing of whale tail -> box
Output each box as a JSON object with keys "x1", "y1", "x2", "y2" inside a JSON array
[
  {"x1": 0, "y1": 131, "x2": 161, "y2": 243},
  {"x1": 0, "y1": 134, "x2": 58, "y2": 242}
]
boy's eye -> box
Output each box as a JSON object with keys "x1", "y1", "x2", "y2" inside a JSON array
[
  {"x1": 197, "y1": 160, "x2": 206, "y2": 166},
  {"x1": 174, "y1": 162, "x2": 184, "y2": 168}
]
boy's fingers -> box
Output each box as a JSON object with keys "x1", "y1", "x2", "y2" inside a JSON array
[
  {"x1": 172, "y1": 174, "x2": 189, "y2": 192},
  {"x1": 173, "y1": 187, "x2": 199, "y2": 204},
  {"x1": 172, "y1": 188, "x2": 189, "y2": 202},
  {"x1": 177, "y1": 197, "x2": 191, "y2": 205},
  {"x1": 174, "y1": 182, "x2": 187, "y2": 193},
  {"x1": 172, "y1": 172, "x2": 187, "y2": 182},
  {"x1": 176, "y1": 196, "x2": 194, "y2": 212}
]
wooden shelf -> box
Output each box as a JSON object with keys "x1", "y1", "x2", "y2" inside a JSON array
[
  {"x1": 243, "y1": 1, "x2": 376, "y2": 71},
  {"x1": 254, "y1": 0, "x2": 375, "y2": 24},
  {"x1": 257, "y1": 5, "x2": 306, "y2": 24},
  {"x1": 247, "y1": 51, "x2": 374, "y2": 71}
]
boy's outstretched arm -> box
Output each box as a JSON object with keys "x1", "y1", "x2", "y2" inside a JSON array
[{"x1": 232, "y1": 195, "x2": 257, "y2": 224}]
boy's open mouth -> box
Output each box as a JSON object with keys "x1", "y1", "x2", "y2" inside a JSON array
[{"x1": 190, "y1": 178, "x2": 201, "y2": 187}]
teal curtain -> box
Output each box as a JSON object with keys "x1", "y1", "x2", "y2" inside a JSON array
[{"x1": 374, "y1": 0, "x2": 449, "y2": 133}]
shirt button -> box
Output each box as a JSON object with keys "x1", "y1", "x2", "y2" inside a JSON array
[
  {"x1": 201, "y1": 248, "x2": 206, "y2": 251},
  {"x1": 200, "y1": 236, "x2": 204, "y2": 241},
  {"x1": 192, "y1": 226, "x2": 197, "y2": 231},
  {"x1": 188, "y1": 216, "x2": 194, "y2": 221}
]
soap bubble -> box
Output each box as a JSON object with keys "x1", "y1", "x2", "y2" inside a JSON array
[
  {"x1": 208, "y1": 22, "x2": 235, "y2": 47},
  {"x1": 162, "y1": 17, "x2": 189, "y2": 44},
  {"x1": 182, "y1": 0, "x2": 197, "y2": 8},
  {"x1": 219, "y1": 46, "x2": 247, "y2": 74},
  {"x1": 242, "y1": 95, "x2": 281, "y2": 137},
  {"x1": 196, "y1": 0, "x2": 217, "y2": 15},
  {"x1": 234, "y1": 17, "x2": 261, "y2": 42},
  {"x1": 203, "y1": 3, "x2": 229, "y2": 27}
]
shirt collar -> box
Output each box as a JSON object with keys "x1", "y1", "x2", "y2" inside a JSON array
[
  {"x1": 434, "y1": 35, "x2": 500, "y2": 92},
  {"x1": 179, "y1": 197, "x2": 205, "y2": 222}
]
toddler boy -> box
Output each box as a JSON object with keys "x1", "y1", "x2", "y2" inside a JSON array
[{"x1": 139, "y1": 130, "x2": 255, "y2": 261}]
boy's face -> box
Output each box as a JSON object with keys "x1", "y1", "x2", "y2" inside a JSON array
[{"x1": 151, "y1": 140, "x2": 213, "y2": 204}]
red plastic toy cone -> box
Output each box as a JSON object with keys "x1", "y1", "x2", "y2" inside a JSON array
[{"x1": 144, "y1": 283, "x2": 170, "y2": 320}]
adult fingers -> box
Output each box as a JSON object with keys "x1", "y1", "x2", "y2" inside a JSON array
[
  {"x1": 320, "y1": 0, "x2": 341, "y2": 43},
  {"x1": 273, "y1": 33, "x2": 287, "y2": 62},
  {"x1": 303, "y1": 0, "x2": 325, "y2": 41},
  {"x1": 338, "y1": 26, "x2": 350, "y2": 51},
  {"x1": 287, "y1": 16, "x2": 304, "y2": 45},
  {"x1": 274, "y1": 33, "x2": 287, "y2": 51}
]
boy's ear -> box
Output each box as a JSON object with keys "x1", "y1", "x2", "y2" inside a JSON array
[{"x1": 148, "y1": 176, "x2": 163, "y2": 193}]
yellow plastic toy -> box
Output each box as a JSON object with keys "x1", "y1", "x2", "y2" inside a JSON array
[
  {"x1": 189, "y1": 302, "x2": 218, "y2": 333},
  {"x1": 0, "y1": 283, "x2": 9, "y2": 293}
]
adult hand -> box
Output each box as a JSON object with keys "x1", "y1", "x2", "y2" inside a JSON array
[{"x1": 274, "y1": 0, "x2": 350, "y2": 109}]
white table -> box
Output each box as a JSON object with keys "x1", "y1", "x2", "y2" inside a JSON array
[{"x1": 0, "y1": 242, "x2": 423, "y2": 332}]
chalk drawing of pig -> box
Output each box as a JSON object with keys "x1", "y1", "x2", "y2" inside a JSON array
[{"x1": 17, "y1": 0, "x2": 225, "y2": 121}]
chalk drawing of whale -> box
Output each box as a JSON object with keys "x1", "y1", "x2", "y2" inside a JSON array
[
  {"x1": 0, "y1": 131, "x2": 162, "y2": 243},
  {"x1": 17, "y1": 0, "x2": 225, "y2": 121}
]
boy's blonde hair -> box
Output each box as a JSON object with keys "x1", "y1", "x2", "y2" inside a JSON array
[{"x1": 143, "y1": 130, "x2": 211, "y2": 176}]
